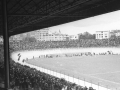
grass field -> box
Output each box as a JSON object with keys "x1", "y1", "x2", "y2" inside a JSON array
[{"x1": 26, "y1": 55, "x2": 120, "y2": 90}]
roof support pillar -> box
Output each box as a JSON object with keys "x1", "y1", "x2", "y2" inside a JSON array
[{"x1": 2, "y1": 0, "x2": 10, "y2": 90}]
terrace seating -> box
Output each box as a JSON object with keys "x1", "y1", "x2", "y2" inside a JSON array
[{"x1": 10, "y1": 38, "x2": 120, "y2": 52}]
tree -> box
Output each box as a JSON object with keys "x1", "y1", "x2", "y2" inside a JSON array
[
  {"x1": 66, "y1": 37, "x2": 70, "y2": 41},
  {"x1": 110, "y1": 34, "x2": 117, "y2": 40},
  {"x1": 109, "y1": 34, "x2": 120, "y2": 45},
  {"x1": 78, "y1": 32, "x2": 95, "y2": 40},
  {"x1": 22, "y1": 36, "x2": 37, "y2": 43}
]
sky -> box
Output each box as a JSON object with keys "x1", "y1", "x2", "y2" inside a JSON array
[{"x1": 48, "y1": 10, "x2": 120, "y2": 35}]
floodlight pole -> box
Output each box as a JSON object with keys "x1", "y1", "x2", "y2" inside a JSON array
[{"x1": 2, "y1": 0, "x2": 10, "y2": 90}]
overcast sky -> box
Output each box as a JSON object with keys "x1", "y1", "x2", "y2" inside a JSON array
[{"x1": 48, "y1": 10, "x2": 120, "y2": 35}]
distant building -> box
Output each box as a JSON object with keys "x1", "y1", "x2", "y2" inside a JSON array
[
  {"x1": 44, "y1": 34, "x2": 69, "y2": 41},
  {"x1": 10, "y1": 28, "x2": 49, "y2": 41},
  {"x1": 36, "y1": 29, "x2": 69, "y2": 41},
  {"x1": 10, "y1": 28, "x2": 70, "y2": 41},
  {"x1": 95, "y1": 31, "x2": 110, "y2": 39}
]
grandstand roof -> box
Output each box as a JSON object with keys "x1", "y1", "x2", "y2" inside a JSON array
[{"x1": 0, "y1": 0, "x2": 120, "y2": 36}]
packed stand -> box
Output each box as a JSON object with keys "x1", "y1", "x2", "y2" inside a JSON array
[{"x1": 10, "y1": 38, "x2": 120, "y2": 51}]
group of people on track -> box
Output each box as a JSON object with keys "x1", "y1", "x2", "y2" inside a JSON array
[{"x1": 17, "y1": 50, "x2": 117, "y2": 63}]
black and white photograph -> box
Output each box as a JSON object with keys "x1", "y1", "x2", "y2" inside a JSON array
[{"x1": 0, "y1": 0, "x2": 120, "y2": 90}]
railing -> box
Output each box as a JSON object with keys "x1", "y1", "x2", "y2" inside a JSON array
[{"x1": 13, "y1": 56, "x2": 109, "y2": 90}]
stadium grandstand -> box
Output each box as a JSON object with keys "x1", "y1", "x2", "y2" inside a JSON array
[{"x1": 0, "y1": 0, "x2": 120, "y2": 90}]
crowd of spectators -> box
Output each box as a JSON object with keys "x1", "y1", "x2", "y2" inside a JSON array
[{"x1": 9, "y1": 38, "x2": 120, "y2": 51}]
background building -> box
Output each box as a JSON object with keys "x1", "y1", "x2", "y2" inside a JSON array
[
  {"x1": 95, "y1": 31, "x2": 110, "y2": 39},
  {"x1": 95, "y1": 30, "x2": 120, "y2": 39},
  {"x1": 10, "y1": 28, "x2": 71, "y2": 41}
]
